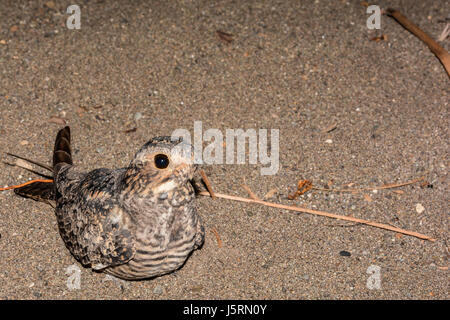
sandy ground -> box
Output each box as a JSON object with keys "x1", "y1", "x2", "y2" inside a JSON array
[{"x1": 0, "y1": 0, "x2": 448, "y2": 300}]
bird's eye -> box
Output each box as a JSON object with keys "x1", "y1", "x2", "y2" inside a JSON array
[{"x1": 154, "y1": 154, "x2": 170, "y2": 169}]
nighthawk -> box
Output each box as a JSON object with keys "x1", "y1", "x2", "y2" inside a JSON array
[{"x1": 12, "y1": 126, "x2": 204, "y2": 280}]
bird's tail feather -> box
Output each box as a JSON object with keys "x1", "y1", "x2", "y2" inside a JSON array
[
  {"x1": 13, "y1": 180, "x2": 55, "y2": 203},
  {"x1": 53, "y1": 126, "x2": 73, "y2": 172},
  {"x1": 8, "y1": 126, "x2": 73, "y2": 204}
]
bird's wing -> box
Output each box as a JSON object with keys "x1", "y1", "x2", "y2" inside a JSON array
[
  {"x1": 55, "y1": 167, "x2": 136, "y2": 269},
  {"x1": 78, "y1": 205, "x2": 136, "y2": 270}
]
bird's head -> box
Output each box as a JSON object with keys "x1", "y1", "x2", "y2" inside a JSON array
[{"x1": 122, "y1": 136, "x2": 196, "y2": 196}]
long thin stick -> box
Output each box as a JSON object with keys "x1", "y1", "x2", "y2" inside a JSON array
[
  {"x1": 312, "y1": 177, "x2": 424, "y2": 193},
  {"x1": 198, "y1": 191, "x2": 436, "y2": 242},
  {"x1": 6, "y1": 153, "x2": 53, "y2": 172},
  {"x1": 386, "y1": 8, "x2": 450, "y2": 77}
]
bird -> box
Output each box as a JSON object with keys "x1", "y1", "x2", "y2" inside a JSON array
[{"x1": 11, "y1": 126, "x2": 205, "y2": 280}]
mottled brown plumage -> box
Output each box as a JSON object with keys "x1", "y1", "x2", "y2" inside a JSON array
[{"x1": 13, "y1": 127, "x2": 204, "y2": 280}]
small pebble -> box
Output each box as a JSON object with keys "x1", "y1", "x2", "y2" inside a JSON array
[
  {"x1": 415, "y1": 203, "x2": 425, "y2": 214},
  {"x1": 153, "y1": 285, "x2": 163, "y2": 295},
  {"x1": 45, "y1": 1, "x2": 55, "y2": 9},
  {"x1": 339, "y1": 250, "x2": 351, "y2": 257},
  {"x1": 191, "y1": 286, "x2": 203, "y2": 293},
  {"x1": 20, "y1": 140, "x2": 29, "y2": 146},
  {"x1": 134, "y1": 112, "x2": 143, "y2": 121},
  {"x1": 325, "y1": 139, "x2": 333, "y2": 144}
]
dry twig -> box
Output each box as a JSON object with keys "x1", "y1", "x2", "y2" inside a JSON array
[
  {"x1": 200, "y1": 169, "x2": 216, "y2": 199},
  {"x1": 211, "y1": 227, "x2": 223, "y2": 248},
  {"x1": 263, "y1": 188, "x2": 278, "y2": 200},
  {"x1": 312, "y1": 177, "x2": 424, "y2": 193},
  {"x1": 386, "y1": 8, "x2": 450, "y2": 77},
  {"x1": 288, "y1": 180, "x2": 313, "y2": 199},
  {"x1": 241, "y1": 184, "x2": 260, "y2": 200},
  {"x1": 198, "y1": 191, "x2": 436, "y2": 242}
]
